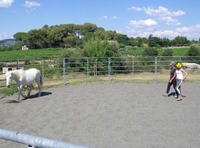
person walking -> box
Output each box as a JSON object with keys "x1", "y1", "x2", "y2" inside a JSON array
[
  {"x1": 163, "y1": 61, "x2": 177, "y2": 97},
  {"x1": 169, "y1": 62, "x2": 188, "y2": 101}
]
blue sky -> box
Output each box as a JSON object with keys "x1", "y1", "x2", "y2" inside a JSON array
[{"x1": 0, "y1": 0, "x2": 200, "y2": 40}]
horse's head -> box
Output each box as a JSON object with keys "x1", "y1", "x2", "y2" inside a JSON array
[{"x1": 5, "y1": 71, "x2": 13, "y2": 88}]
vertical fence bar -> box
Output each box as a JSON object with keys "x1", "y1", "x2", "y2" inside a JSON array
[
  {"x1": 94, "y1": 61, "x2": 97, "y2": 78},
  {"x1": 16, "y1": 59, "x2": 19, "y2": 69},
  {"x1": 87, "y1": 58, "x2": 89, "y2": 78},
  {"x1": 108, "y1": 57, "x2": 111, "y2": 82},
  {"x1": 63, "y1": 58, "x2": 67, "y2": 85},
  {"x1": 155, "y1": 56, "x2": 158, "y2": 80},
  {"x1": 132, "y1": 56, "x2": 134, "y2": 74}
]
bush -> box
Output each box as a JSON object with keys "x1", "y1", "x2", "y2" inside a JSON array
[
  {"x1": 162, "y1": 48, "x2": 173, "y2": 56},
  {"x1": 142, "y1": 47, "x2": 158, "y2": 56},
  {"x1": 186, "y1": 45, "x2": 200, "y2": 56}
]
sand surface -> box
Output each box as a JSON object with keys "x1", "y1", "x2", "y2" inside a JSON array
[{"x1": 0, "y1": 82, "x2": 200, "y2": 148}]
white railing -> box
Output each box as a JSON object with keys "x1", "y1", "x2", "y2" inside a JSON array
[{"x1": 0, "y1": 128, "x2": 88, "y2": 148}]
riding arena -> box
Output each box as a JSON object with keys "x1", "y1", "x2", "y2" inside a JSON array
[
  {"x1": 0, "y1": 57, "x2": 200, "y2": 147},
  {"x1": 0, "y1": 82, "x2": 200, "y2": 147}
]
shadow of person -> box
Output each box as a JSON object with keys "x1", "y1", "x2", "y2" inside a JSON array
[{"x1": 168, "y1": 92, "x2": 176, "y2": 97}]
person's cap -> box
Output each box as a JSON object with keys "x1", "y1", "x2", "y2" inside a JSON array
[{"x1": 169, "y1": 61, "x2": 175, "y2": 66}]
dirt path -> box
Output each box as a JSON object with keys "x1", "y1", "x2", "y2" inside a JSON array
[{"x1": 0, "y1": 82, "x2": 199, "y2": 148}]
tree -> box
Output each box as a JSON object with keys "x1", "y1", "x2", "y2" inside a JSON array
[
  {"x1": 116, "y1": 34, "x2": 130, "y2": 45},
  {"x1": 172, "y1": 36, "x2": 190, "y2": 46},
  {"x1": 162, "y1": 38, "x2": 171, "y2": 47},
  {"x1": 13, "y1": 32, "x2": 28, "y2": 42},
  {"x1": 63, "y1": 36, "x2": 78, "y2": 48},
  {"x1": 148, "y1": 34, "x2": 161, "y2": 47},
  {"x1": 84, "y1": 38, "x2": 119, "y2": 58},
  {"x1": 137, "y1": 38, "x2": 143, "y2": 47},
  {"x1": 26, "y1": 29, "x2": 49, "y2": 49},
  {"x1": 81, "y1": 23, "x2": 98, "y2": 35}
]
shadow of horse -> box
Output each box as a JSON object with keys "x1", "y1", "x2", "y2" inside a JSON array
[
  {"x1": 5, "y1": 92, "x2": 52, "y2": 103},
  {"x1": 23, "y1": 92, "x2": 52, "y2": 100}
]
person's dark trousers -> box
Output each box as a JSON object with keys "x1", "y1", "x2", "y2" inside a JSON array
[
  {"x1": 166, "y1": 79, "x2": 177, "y2": 96},
  {"x1": 173, "y1": 80, "x2": 179, "y2": 97}
]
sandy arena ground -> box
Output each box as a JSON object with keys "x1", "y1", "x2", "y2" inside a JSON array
[{"x1": 0, "y1": 82, "x2": 200, "y2": 148}]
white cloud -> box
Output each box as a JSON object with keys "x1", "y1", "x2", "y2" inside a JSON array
[
  {"x1": 129, "y1": 19, "x2": 158, "y2": 29},
  {"x1": 128, "y1": 6, "x2": 142, "y2": 12},
  {"x1": 172, "y1": 10, "x2": 185, "y2": 17},
  {"x1": 153, "y1": 30, "x2": 179, "y2": 39},
  {"x1": 25, "y1": 7, "x2": 36, "y2": 13},
  {"x1": 99, "y1": 16, "x2": 119, "y2": 20},
  {"x1": 128, "y1": 6, "x2": 184, "y2": 26},
  {"x1": 99, "y1": 15, "x2": 108, "y2": 20},
  {"x1": 126, "y1": 24, "x2": 200, "y2": 40},
  {"x1": 126, "y1": 28, "x2": 179, "y2": 39},
  {"x1": 0, "y1": 0, "x2": 14, "y2": 8},
  {"x1": 103, "y1": 16, "x2": 108, "y2": 19},
  {"x1": 144, "y1": 6, "x2": 185, "y2": 17},
  {"x1": 159, "y1": 16, "x2": 181, "y2": 26},
  {"x1": 144, "y1": 6, "x2": 185, "y2": 16},
  {"x1": 112, "y1": 16, "x2": 119, "y2": 20},
  {"x1": 23, "y1": 1, "x2": 40, "y2": 8},
  {"x1": 176, "y1": 24, "x2": 200, "y2": 40},
  {"x1": 176, "y1": 26, "x2": 190, "y2": 33}
]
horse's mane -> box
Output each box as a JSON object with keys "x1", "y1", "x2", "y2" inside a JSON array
[{"x1": 12, "y1": 69, "x2": 25, "y2": 80}]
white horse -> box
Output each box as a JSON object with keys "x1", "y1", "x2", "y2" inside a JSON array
[{"x1": 5, "y1": 68, "x2": 42, "y2": 101}]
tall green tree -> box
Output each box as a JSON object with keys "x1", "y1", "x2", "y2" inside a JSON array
[
  {"x1": 172, "y1": 36, "x2": 190, "y2": 46},
  {"x1": 84, "y1": 38, "x2": 119, "y2": 58}
]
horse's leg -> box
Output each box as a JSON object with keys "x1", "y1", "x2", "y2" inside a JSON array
[
  {"x1": 27, "y1": 84, "x2": 33, "y2": 97},
  {"x1": 20, "y1": 85, "x2": 27, "y2": 99},
  {"x1": 17, "y1": 86, "x2": 21, "y2": 101}
]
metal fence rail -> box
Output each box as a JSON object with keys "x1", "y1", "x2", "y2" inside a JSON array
[
  {"x1": 0, "y1": 128, "x2": 88, "y2": 148},
  {"x1": 0, "y1": 56, "x2": 200, "y2": 88}
]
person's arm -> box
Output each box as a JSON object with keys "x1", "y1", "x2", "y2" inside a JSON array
[
  {"x1": 181, "y1": 68, "x2": 188, "y2": 80},
  {"x1": 169, "y1": 72, "x2": 176, "y2": 83}
]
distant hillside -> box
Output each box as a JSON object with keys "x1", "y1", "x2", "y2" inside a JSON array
[{"x1": 0, "y1": 38, "x2": 19, "y2": 46}]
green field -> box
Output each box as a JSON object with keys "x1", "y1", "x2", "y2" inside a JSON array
[
  {"x1": 0, "y1": 47, "x2": 189, "y2": 61},
  {"x1": 0, "y1": 48, "x2": 64, "y2": 61},
  {"x1": 120, "y1": 47, "x2": 189, "y2": 56}
]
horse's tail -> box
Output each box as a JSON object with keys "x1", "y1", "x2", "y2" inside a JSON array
[
  {"x1": 38, "y1": 69, "x2": 43, "y2": 87},
  {"x1": 40, "y1": 75, "x2": 43, "y2": 86}
]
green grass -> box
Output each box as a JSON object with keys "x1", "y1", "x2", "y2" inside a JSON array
[
  {"x1": 0, "y1": 85, "x2": 18, "y2": 98},
  {"x1": 120, "y1": 47, "x2": 189, "y2": 56},
  {"x1": 170, "y1": 48, "x2": 189, "y2": 56},
  {"x1": 0, "y1": 48, "x2": 64, "y2": 61},
  {"x1": 120, "y1": 48, "x2": 144, "y2": 56},
  {"x1": 0, "y1": 47, "x2": 190, "y2": 62}
]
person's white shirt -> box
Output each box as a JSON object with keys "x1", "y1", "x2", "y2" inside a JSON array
[{"x1": 176, "y1": 69, "x2": 183, "y2": 80}]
